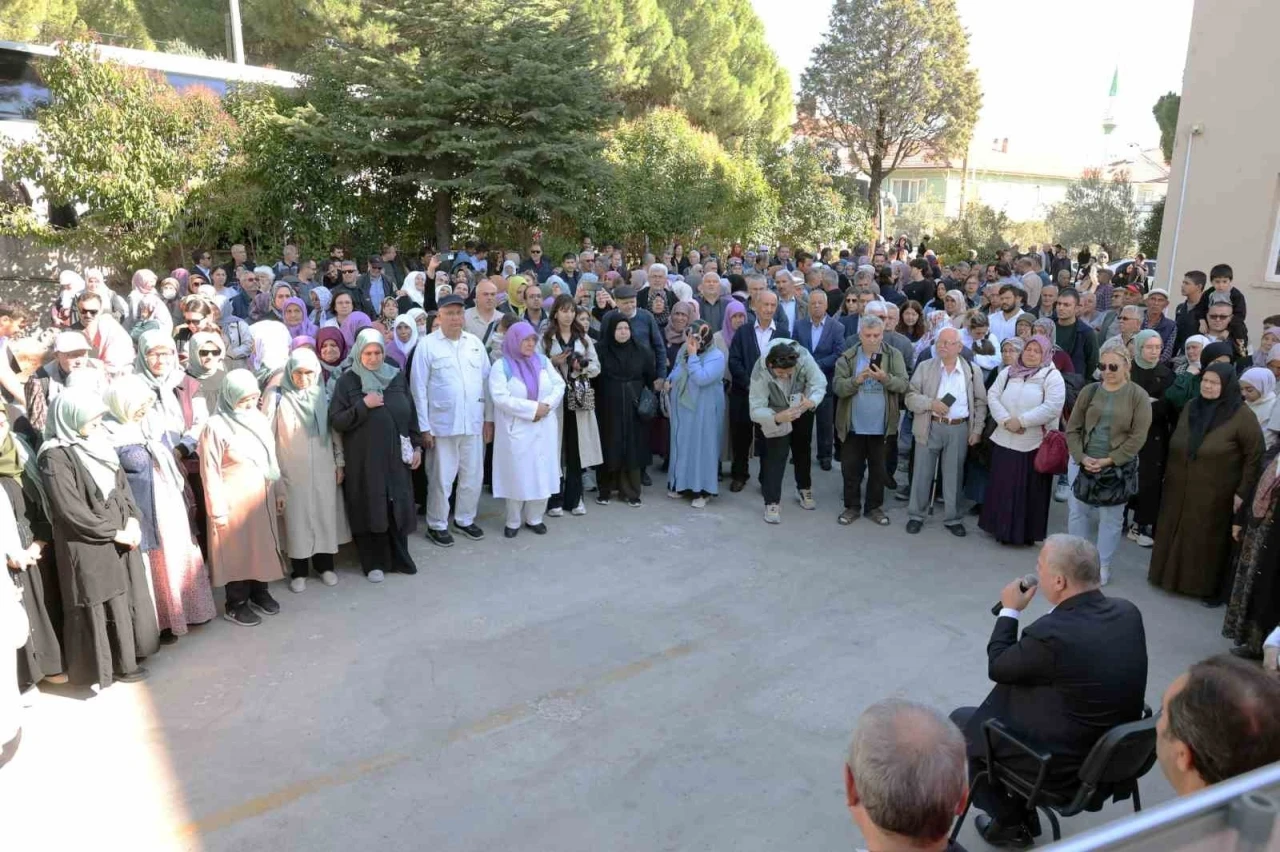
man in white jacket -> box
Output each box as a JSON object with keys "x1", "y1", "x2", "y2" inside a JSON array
[{"x1": 411, "y1": 294, "x2": 494, "y2": 547}]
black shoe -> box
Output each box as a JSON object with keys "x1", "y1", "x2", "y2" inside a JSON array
[
  {"x1": 248, "y1": 590, "x2": 281, "y2": 616},
  {"x1": 819, "y1": 458, "x2": 832, "y2": 471},
  {"x1": 969, "y1": 503, "x2": 983, "y2": 516},
  {"x1": 640, "y1": 470, "x2": 652, "y2": 487},
  {"x1": 729, "y1": 479, "x2": 745, "y2": 493},
  {"x1": 427, "y1": 527, "x2": 455, "y2": 548},
  {"x1": 503, "y1": 526, "x2": 519, "y2": 539},
  {"x1": 905, "y1": 519, "x2": 923, "y2": 534},
  {"x1": 158, "y1": 629, "x2": 179, "y2": 646},
  {"x1": 115, "y1": 667, "x2": 149, "y2": 684},
  {"x1": 1201, "y1": 598, "x2": 1224, "y2": 609},
  {"x1": 885, "y1": 474, "x2": 898, "y2": 489},
  {"x1": 223, "y1": 602, "x2": 261, "y2": 627},
  {"x1": 525, "y1": 522, "x2": 548, "y2": 535},
  {"x1": 627, "y1": 497, "x2": 642, "y2": 507},
  {"x1": 976, "y1": 815, "x2": 1034, "y2": 849},
  {"x1": 452, "y1": 521, "x2": 485, "y2": 541},
  {"x1": 947, "y1": 524, "x2": 967, "y2": 538},
  {"x1": 396, "y1": 561, "x2": 419, "y2": 575}
]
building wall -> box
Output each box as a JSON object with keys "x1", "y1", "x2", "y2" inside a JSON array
[
  {"x1": 890, "y1": 169, "x2": 1072, "y2": 222},
  {"x1": 1157, "y1": 0, "x2": 1280, "y2": 335}
]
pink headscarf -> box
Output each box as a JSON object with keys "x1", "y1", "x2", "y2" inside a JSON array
[
  {"x1": 282, "y1": 296, "x2": 317, "y2": 339},
  {"x1": 339, "y1": 311, "x2": 372, "y2": 349},
  {"x1": 1009, "y1": 334, "x2": 1053, "y2": 380},
  {"x1": 721, "y1": 299, "x2": 747, "y2": 350},
  {"x1": 501, "y1": 321, "x2": 541, "y2": 401}
]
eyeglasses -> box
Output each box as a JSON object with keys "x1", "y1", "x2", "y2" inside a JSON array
[
  {"x1": 530, "y1": 250, "x2": 542, "y2": 255},
  {"x1": 198, "y1": 349, "x2": 222, "y2": 357},
  {"x1": 185, "y1": 318, "x2": 202, "y2": 326},
  {"x1": 343, "y1": 269, "x2": 357, "y2": 275},
  {"x1": 1100, "y1": 362, "x2": 1123, "y2": 372},
  {"x1": 1208, "y1": 313, "x2": 1231, "y2": 321}
]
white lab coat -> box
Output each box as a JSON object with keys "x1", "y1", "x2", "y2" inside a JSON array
[
  {"x1": 410, "y1": 329, "x2": 492, "y2": 436},
  {"x1": 489, "y1": 354, "x2": 565, "y2": 501}
]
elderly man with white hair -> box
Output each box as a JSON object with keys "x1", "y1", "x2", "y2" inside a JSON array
[
  {"x1": 845, "y1": 699, "x2": 970, "y2": 852},
  {"x1": 637, "y1": 262, "x2": 671, "y2": 313},
  {"x1": 774, "y1": 268, "x2": 807, "y2": 332},
  {"x1": 904, "y1": 326, "x2": 987, "y2": 536}
]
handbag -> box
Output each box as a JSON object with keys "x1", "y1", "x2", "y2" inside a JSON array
[
  {"x1": 566, "y1": 376, "x2": 595, "y2": 412},
  {"x1": 1035, "y1": 429, "x2": 1069, "y2": 475},
  {"x1": 1072, "y1": 457, "x2": 1139, "y2": 507},
  {"x1": 635, "y1": 385, "x2": 658, "y2": 420}
]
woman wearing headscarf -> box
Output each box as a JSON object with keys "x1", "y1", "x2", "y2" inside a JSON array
[
  {"x1": 309, "y1": 285, "x2": 334, "y2": 328},
  {"x1": 396, "y1": 270, "x2": 430, "y2": 315},
  {"x1": 329, "y1": 329, "x2": 420, "y2": 581},
  {"x1": 666, "y1": 318, "x2": 725, "y2": 508},
  {"x1": 338, "y1": 309, "x2": 372, "y2": 350},
  {"x1": 595, "y1": 313, "x2": 655, "y2": 506},
  {"x1": 282, "y1": 296, "x2": 317, "y2": 341},
  {"x1": 126, "y1": 268, "x2": 158, "y2": 331},
  {"x1": 1224, "y1": 437, "x2": 1280, "y2": 659},
  {"x1": 979, "y1": 334, "x2": 1066, "y2": 545},
  {"x1": 273, "y1": 349, "x2": 350, "y2": 593},
  {"x1": 1125, "y1": 329, "x2": 1176, "y2": 547},
  {"x1": 0, "y1": 407, "x2": 62, "y2": 689},
  {"x1": 213, "y1": 294, "x2": 253, "y2": 372},
  {"x1": 249, "y1": 290, "x2": 273, "y2": 324},
  {"x1": 1167, "y1": 339, "x2": 1235, "y2": 411},
  {"x1": 714, "y1": 300, "x2": 748, "y2": 467},
  {"x1": 250, "y1": 320, "x2": 291, "y2": 421},
  {"x1": 1150, "y1": 362, "x2": 1265, "y2": 602},
  {"x1": 506, "y1": 274, "x2": 528, "y2": 314},
  {"x1": 960, "y1": 309, "x2": 1000, "y2": 376},
  {"x1": 316, "y1": 326, "x2": 349, "y2": 392},
  {"x1": 490, "y1": 321, "x2": 565, "y2": 537},
  {"x1": 38, "y1": 389, "x2": 159, "y2": 685},
  {"x1": 542, "y1": 296, "x2": 602, "y2": 518},
  {"x1": 128, "y1": 293, "x2": 173, "y2": 343},
  {"x1": 1240, "y1": 367, "x2": 1279, "y2": 448},
  {"x1": 385, "y1": 315, "x2": 419, "y2": 372},
  {"x1": 105, "y1": 376, "x2": 214, "y2": 641}
]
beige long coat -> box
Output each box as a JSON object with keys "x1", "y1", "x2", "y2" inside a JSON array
[
  {"x1": 272, "y1": 398, "x2": 352, "y2": 559},
  {"x1": 198, "y1": 417, "x2": 285, "y2": 586},
  {"x1": 547, "y1": 336, "x2": 604, "y2": 469}
]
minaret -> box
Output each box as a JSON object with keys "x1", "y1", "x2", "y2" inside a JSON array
[{"x1": 1100, "y1": 66, "x2": 1118, "y2": 170}]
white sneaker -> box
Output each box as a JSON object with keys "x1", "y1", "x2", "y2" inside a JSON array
[
  {"x1": 367, "y1": 569, "x2": 385, "y2": 584},
  {"x1": 546, "y1": 507, "x2": 564, "y2": 518},
  {"x1": 691, "y1": 496, "x2": 707, "y2": 509},
  {"x1": 797, "y1": 489, "x2": 816, "y2": 510},
  {"x1": 666, "y1": 489, "x2": 681, "y2": 499},
  {"x1": 1100, "y1": 565, "x2": 1111, "y2": 586},
  {"x1": 1127, "y1": 526, "x2": 1140, "y2": 542},
  {"x1": 289, "y1": 577, "x2": 306, "y2": 593},
  {"x1": 320, "y1": 570, "x2": 338, "y2": 587},
  {"x1": 1136, "y1": 533, "x2": 1154, "y2": 548},
  {"x1": 1054, "y1": 483, "x2": 1070, "y2": 502},
  {"x1": 764, "y1": 503, "x2": 781, "y2": 524},
  {"x1": 571, "y1": 503, "x2": 587, "y2": 516}
]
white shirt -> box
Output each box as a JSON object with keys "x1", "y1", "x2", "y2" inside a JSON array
[
  {"x1": 936, "y1": 359, "x2": 969, "y2": 419},
  {"x1": 753, "y1": 321, "x2": 775, "y2": 355},
  {"x1": 989, "y1": 309, "x2": 1025, "y2": 344},
  {"x1": 809, "y1": 316, "x2": 828, "y2": 351},
  {"x1": 779, "y1": 297, "x2": 798, "y2": 330},
  {"x1": 410, "y1": 329, "x2": 492, "y2": 436}
]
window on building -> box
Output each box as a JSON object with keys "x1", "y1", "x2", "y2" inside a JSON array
[{"x1": 890, "y1": 178, "x2": 925, "y2": 205}]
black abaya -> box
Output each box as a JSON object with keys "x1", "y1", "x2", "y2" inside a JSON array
[{"x1": 596, "y1": 316, "x2": 656, "y2": 472}]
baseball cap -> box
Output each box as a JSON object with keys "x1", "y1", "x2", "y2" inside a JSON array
[
  {"x1": 613, "y1": 285, "x2": 637, "y2": 300},
  {"x1": 437, "y1": 294, "x2": 465, "y2": 309},
  {"x1": 1144, "y1": 287, "x2": 1170, "y2": 300},
  {"x1": 54, "y1": 331, "x2": 91, "y2": 354}
]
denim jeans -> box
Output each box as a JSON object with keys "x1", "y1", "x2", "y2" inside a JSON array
[{"x1": 1066, "y1": 458, "x2": 1125, "y2": 567}]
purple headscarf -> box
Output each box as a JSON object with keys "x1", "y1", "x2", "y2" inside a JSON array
[
  {"x1": 290, "y1": 335, "x2": 316, "y2": 352},
  {"x1": 339, "y1": 311, "x2": 372, "y2": 349},
  {"x1": 1009, "y1": 334, "x2": 1053, "y2": 380},
  {"x1": 722, "y1": 299, "x2": 748, "y2": 350},
  {"x1": 283, "y1": 296, "x2": 317, "y2": 339},
  {"x1": 501, "y1": 321, "x2": 541, "y2": 401}
]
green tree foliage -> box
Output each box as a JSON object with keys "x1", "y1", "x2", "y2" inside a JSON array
[
  {"x1": 1138, "y1": 196, "x2": 1165, "y2": 258},
  {"x1": 590, "y1": 108, "x2": 774, "y2": 250},
  {"x1": 765, "y1": 140, "x2": 873, "y2": 248},
  {"x1": 1153, "y1": 92, "x2": 1180, "y2": 164},
  {"x1": 0, "y1": 0, "x2": 152, "y2": 47},
  {"x1": 287, "y1": 0, "x2": 615, "y2": 248},
  {"x1": 578, "y1": 0, "x2": 685, "y2": 109},
  {"x1": 0, "y1": 43, "x2": 238, "y2": 267},
  {"x1": 1047, "y1": 170, "x2": 1138, "y2": 258},
  {"x1": 928, "y1": 203, "x2": 1011, "y2": 263},
  {"x1": 799, "y1": 0, "x2": 980, "y2": 217}
]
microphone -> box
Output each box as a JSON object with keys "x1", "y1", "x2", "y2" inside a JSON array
[{"x1": 991, "y1": 574, "x2": 1039, "y2": 616}]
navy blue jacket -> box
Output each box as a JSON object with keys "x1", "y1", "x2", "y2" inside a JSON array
[
  {"x1": 728, "y1": 320, "x2": 782, "y2": 395},
  {"x1": 794, "y1": 315, "x2": 845, "y2": 383}
]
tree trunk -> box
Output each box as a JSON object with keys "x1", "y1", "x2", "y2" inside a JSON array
[
  {"x1": 434, "y1": 189, "x2": 453, "y2": 251},
  {"x1": 866, "y1": 162, "x2": 885, "y2": 238}
]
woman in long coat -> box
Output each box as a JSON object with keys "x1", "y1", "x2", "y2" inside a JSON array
[
  {"x1": 491, "y1": 321, "x2": 565, "y2": 537},
  {"x1": 1127, "y1": 330, "x2": 1175, "y2": 547},
  {"x1": 329, "y1": 328, "x2": 420, "y2": 581},
  {"x1": 543, "y1": 296, "x2": 603, "y2": 517},
  {"x1": 199, "y1": 370, "x2": 286, "y2": 626},
  {"x1": 38, "y1": 389, "x2": 159, "y2": 687},
  {"x1": 1149, "y1": 363, "x2": 1265, "y2": 601},
  {"x1": 1224, "y1": 441, "x2": 1280, "y2": 658},
  {"x1": 0, "y1": 408, "x2": 62, "y2": 688},
  {"x1": 273, "y1": 348, "x2": 350, "y2": 592},
  {"x1": 666, "y1": 320, "x2": 725, "y2": 506},
  {"x1": 595, "y1": 313, "x2": 656, "y2": 506}
]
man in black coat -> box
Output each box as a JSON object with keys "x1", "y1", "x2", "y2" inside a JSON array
[
  {"x1": 727, "y1": 290, "x2": 784, "y2": 491},
  {"x1": 951, "y1": 534, "x2": 1147, "y2": 848}
]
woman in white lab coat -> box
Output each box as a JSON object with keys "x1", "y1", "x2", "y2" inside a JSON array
[{"x1": 488, "y1": 321, "x2": 565, "y2": 538}]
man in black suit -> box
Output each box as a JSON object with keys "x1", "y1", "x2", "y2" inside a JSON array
[
  {"x1": 951, "y1": 534, "x2": 1148, "y2": 848},
  {"x1": 727, "y1": 289, "x2": 782, "y2": 492}
]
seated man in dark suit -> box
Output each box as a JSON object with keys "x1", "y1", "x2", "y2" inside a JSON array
[
  {"x1": 846, "y1": 699, "x2": 970, "y2": 852},
  {"x1": 951, "y1": 534, "x2": 1148, "y2": 848}
]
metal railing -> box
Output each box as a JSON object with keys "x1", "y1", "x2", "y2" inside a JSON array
[{"x1": 1046, "y1": 761, "x2": 1280, "y2": 851}]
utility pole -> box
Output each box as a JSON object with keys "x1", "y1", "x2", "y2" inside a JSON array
[{"x1": 228, "y1": 0, "x2": 245, "y2": 64}]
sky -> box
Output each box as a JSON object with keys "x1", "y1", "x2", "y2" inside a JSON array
[{"x1": 751, "y1": 0, "x2": 1195, "y2": 166}]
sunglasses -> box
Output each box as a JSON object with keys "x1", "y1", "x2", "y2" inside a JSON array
[
  {"x1": 198, "y1": 348, "x2": 222, "y2": 357},
  {"x1": 1208, "y1": 314, "x2": 1231, "y2": 321},
  {"x1": 530, "y1": 250, "x2": 542, "y2": 254},
  {"x1": 1100, "y1": 362, "x2": 1123, "y2": 372},
  {"x1": 81, "y1": 308, "x2": 100, "y2": 316}
]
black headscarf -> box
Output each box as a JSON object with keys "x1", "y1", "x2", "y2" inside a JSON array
[
  {"x1": 598, "y1": 313, "x2": 651, "y2": 382},
  {"x1": 1199, "y1": 340, "x2": 1234, "y2": 368},
  {"x1": 1185, "y1": 362, "x2": 1243, "y2": 460}
]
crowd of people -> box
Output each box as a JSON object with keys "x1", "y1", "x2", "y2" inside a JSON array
[{"x1": 1, "y1": 235, "x2": 1278, "y2": 841}]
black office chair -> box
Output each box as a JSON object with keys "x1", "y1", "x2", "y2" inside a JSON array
[{"x1": 951, "y1": 706, "x2": 1160, "y2": 842}]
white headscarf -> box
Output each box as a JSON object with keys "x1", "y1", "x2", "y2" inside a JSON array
[{"x1": 401, "y1": 271, "x2": 426, "y2": 307}]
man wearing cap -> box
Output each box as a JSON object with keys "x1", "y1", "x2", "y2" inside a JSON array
[
  {"x1": 357, "y1": 255, "x2": 390, "y2": 318},
  {"x1": 1141, "y1": 288, "x2": 1176, "y2": 364},
  {"x1": 411, "y1": 294, "x2": 493, "y2": 548},
  {"x1": 24, "y1": 331, "x2": 98, "y2": 435},
  {"x1": 608, "y1": 285, "x2": 667, "y2": 386}
]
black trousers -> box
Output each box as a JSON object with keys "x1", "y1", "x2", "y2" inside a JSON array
[
  {"x1": 759, "y1": 411, "x2": 814, "y2": 504},
  {"x1": 815, "y1": 392, "x2": 835, "y2": 463},
  {"x1": 950, "y1": 706, "x2": 1036, "y2": 829},
  {"x1": 729, "y1": 419, "x2": 754, "y2": 482},
  {"x1": 549, "y1": 407, "x2": 583, "y2": 511},
  {"x1": 841, "y1": 432, "x2": 887, "y2": 512},
  {"x1": 353, "y1": 500, "x2": 416, "y2": 575},
  {"x1": 599, "y1": 467, "x2": 641, "y2": 501},
  {"x1": 290, "y1": 552, "x2": 335, "y2": 579},
  {"x1": 225, "y1": 579, "x2": 269, "y2": 608}
]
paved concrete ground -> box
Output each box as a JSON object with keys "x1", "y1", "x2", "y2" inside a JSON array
[{"x1": 0, "y1": 464, "x2": 1232, "y2": 850}]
